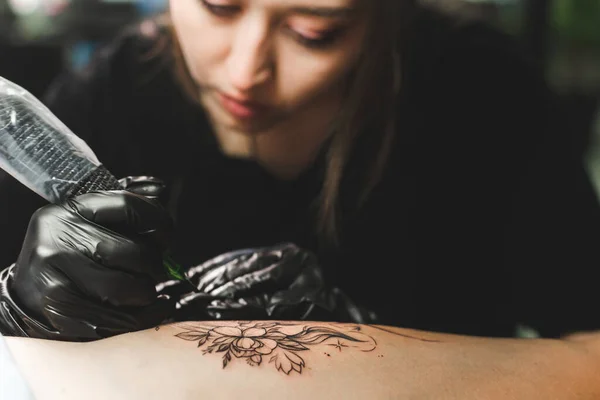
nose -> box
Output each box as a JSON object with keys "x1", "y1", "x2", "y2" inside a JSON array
[{"x1": 226, "y1": 17, "x2": 273, "y2": 92}]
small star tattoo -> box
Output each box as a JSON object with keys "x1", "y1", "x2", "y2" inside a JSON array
[{"x1": 328, "y1": 340, "x2": 348, "y2": 352}]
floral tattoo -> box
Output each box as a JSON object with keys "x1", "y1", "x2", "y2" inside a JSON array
[{"x1": 173, "y1": 322, "x2": 378, "y2": 375}]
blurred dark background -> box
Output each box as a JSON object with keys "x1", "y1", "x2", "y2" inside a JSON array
[{"x1": 0, "y1": 0, "x2": 166, "y2": 97}]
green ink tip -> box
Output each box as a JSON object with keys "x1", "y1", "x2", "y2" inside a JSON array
[{"x1": 162, "y1": 252, "x2": 186, "y2": 281}]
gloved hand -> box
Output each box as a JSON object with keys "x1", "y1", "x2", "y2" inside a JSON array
[
  {"x1": 160, "y1": 243, "x2": 379, "y2": 324},
  {"x1": 0, "y1": 176, "x2": 175, "y2": 341}
]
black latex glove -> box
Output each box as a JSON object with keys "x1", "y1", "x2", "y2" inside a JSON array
[
  {"x1": 0, "y1": 176, "x2": 175, "y2": 341},
  {"x1": 160, "y1": 243, "x2": 379, "y2": 324}
]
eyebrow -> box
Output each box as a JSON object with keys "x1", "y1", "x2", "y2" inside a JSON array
[{"x1": 289, "y1": 6, "x2": 357, "y2": 18}]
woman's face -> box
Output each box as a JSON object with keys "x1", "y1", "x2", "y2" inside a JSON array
[{"x1": 170, "y1": 0, "x2": 368, "y2": 135}]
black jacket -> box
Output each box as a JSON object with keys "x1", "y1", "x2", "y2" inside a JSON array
[{"x1": 2, "y1": 8, "x2": 599, "y2": 338}]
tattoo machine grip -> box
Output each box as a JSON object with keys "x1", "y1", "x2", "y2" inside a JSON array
[{"x1": 0, "y1": 75, "x2": 186, "y2": 281}]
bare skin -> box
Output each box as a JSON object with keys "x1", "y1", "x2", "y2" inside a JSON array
[{"x1": 5, "y1": 321, "x2": 600, "y2": 400}]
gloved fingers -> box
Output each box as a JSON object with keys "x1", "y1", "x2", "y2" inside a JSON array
[
  {"x1": 93, "y1": 231, "x2": 164, "y2": 277},
  {"x1": 265, "y1": 299, "x2": 316, "y2": 321},
  {"x1": 53, "y1": 253, "x2": 161, "y2": 307},
  {"x1": 194, "y1": 243, "x2": 309, "y2": 294},
  {"x1": 175, "y1": 291, "x2": 231, "y2": 313},
  {"x1": 43, "y1": 291, "x2": 174, "y2": 340},
  {"x1": 174, "y1": 292, "x2": 252, "y2": 320},
  {"x1": 261, "y1": 263, "x2": 328, "y2": 317},
  {"x1": 45, "y1": 295, "x2": 138, "y2": 338},
  {"x1": 83, "y1": 297, "x2": 174, "y2": 337},
  {"x1": 271, "y1": 286, "x2": 380, "y2": 324},
  {"x1": 223, "y1": 243, "x2": 304, "y2": 282},
  {"x1": 203, "y1": 251, "x2": 315, "y2": 298},
  {"x1": 66, "y1": 191, "x2": 173, "y2": 240},
  {"x1": 188, "y1": 243, "x2": 299, "y2": 285},
  {"x1": 282, "y1": 260, "x2": 325, "y2": 292},
  {"x1": 118, "y1": 176, "x2": 166, "y2": 199},
  {"x1": 185, "y1": 248, "x2": 257, "y2": 281},
  {"x1": 204, "y1": 294, "x2": 316, "y2": 321},
  {"x1": 192, "y1": 256, "x2": 252, "y2": 293},
  {"x1": 206, "y1": 263, "x2": 286, "y2": 297},
  {"x1": 204, "y1": 297, "x2": 270, "y2": 320},
  {"x1": 127, "y1": 296, "x2": 175, "y2": 330},
  {"x1": 156, "y1": 278, "x2": 187, "y2": 299},
  {"x1": 31, "y1": 210, "x2": 166, "y2": 303}
]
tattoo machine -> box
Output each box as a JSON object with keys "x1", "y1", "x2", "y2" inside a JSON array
[{"x1": 0, "y1": 76, "x2": 188, "y2": 283}]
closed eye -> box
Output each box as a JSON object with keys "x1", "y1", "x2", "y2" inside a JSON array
[
  {"x1": 200, "y1": 0, "x2": 240, "y2": 17},
  {"x1": 288, "y1": 27, "x2": 345, "y2": 49}
]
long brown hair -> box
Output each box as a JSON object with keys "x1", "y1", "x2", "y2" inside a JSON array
[{"x1": 163, "y1": 0, "x2": 415, "y2": 244}]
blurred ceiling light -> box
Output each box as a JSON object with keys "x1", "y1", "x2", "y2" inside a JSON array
[{"x1": 7, "y1": 0, "x2": 42, "y2": 15}]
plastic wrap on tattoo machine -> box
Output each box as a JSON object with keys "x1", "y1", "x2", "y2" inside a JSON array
[{"x1": 0, "y1": 76, "x2": 112, "y2": 203}]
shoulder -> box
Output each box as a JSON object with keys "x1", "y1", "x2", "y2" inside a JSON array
[
  {"x1": 404, "y1": 7, "x2": 544, "y2": 98},
  {"x1": 45, "y1": 16, "x2": 174, "y2": 106},
  {"x1": 399, "y1": 7, "x2": 551, "y2": 144},
  {"x1": 98, "y1": 16, "x2": 175, "y2": 88},
  {"x1": 409, "y1": 6, "x2": 527, "y2": 65},
  {"x1": 81, "y1": 17, "x2": 196, "y2": 127},
  {"x1": 381, "y1": 8, "x2": 554, "y2": 187}
]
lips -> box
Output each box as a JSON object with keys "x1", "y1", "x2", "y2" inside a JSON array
[{"x1": 218, "y1": 92, "x2": 267, "y2": 120}]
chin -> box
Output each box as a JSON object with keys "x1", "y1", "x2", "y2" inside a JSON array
[
  {"x1": 201, "y1": 91, "x2": 287, "y2": 135},
  {"x1": 220, "y1": 112, "x2": 283, "y2": 136}
]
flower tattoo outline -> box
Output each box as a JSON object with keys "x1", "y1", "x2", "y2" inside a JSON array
[{"x1": 173, "y1": 322, "x2": 377, "y2": 375}]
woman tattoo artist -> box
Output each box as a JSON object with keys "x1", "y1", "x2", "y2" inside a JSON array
[{"x1": 1, "y1": 0, "x2": 600, "y2": 342}]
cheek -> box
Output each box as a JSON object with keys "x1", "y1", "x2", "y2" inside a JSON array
[
  {"x1": 170, "y1": 0, "x2": 227, "y2": 84},
  {"x1": 276, "y1": 46, "x2": 363, "y2": 107},
  {"x1": 275, "y1": 27, "x2": 367, "y2": 107}
]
